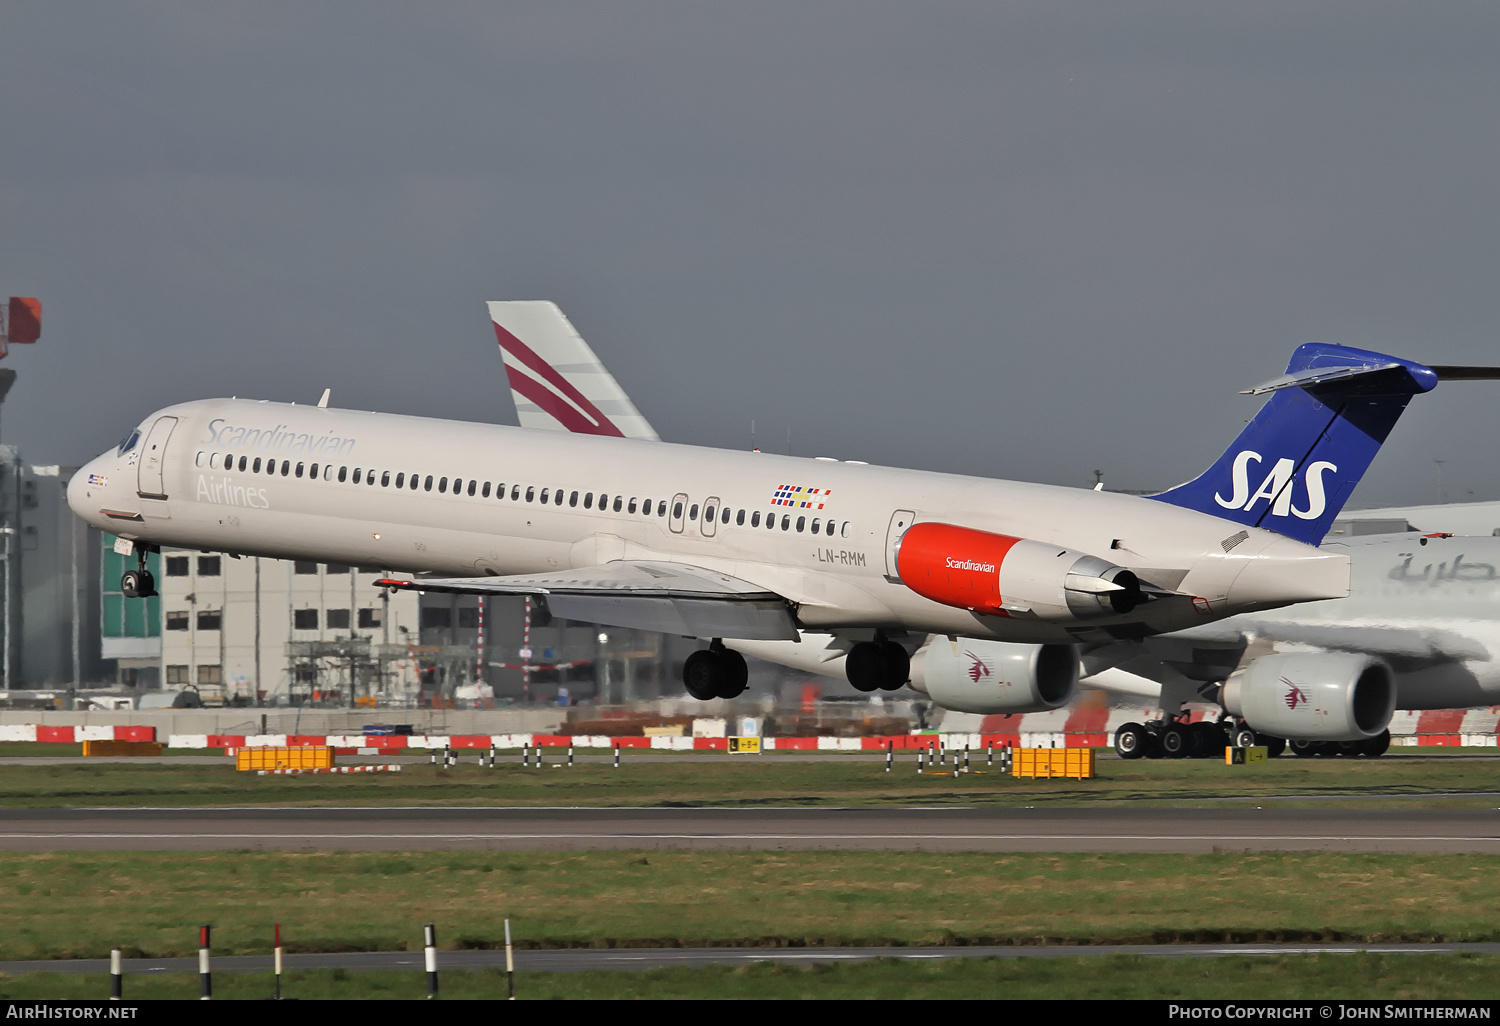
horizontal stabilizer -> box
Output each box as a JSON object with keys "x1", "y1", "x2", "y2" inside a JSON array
[
  {"x1": 380, "y1": 560, "x2": 798, "y2": 641},
  {"x1": 1241, "y1": 362, "x2": 1403, "y2": 396},
  {"x1": 1430, "y1": 365, "x2": 1500, "y2": 381}
]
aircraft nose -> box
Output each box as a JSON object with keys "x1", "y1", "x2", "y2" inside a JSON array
[{"x1": 67, "y1": 454, "x2": 111, "y2": 523}]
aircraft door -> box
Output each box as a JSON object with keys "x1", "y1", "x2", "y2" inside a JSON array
[
  {"x1": 137, "y1": 416, "x2": 178, "y2": 498},
  {"x1": 669, "y1": 492, "x2": 688, "y2": 534},
  {"x1": 885, "y1": 509, "x2": 916, "y2": 580},
  {"x1": 702, "y1": 496, "x2": 720, "y2": 537}
]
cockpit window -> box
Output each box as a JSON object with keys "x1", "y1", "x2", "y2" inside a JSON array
[{"x1": 117, "y1": 430, "x2": 141, "y2": 456}]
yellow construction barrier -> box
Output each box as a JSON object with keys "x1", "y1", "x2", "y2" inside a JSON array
[
  {"x1": 1011, "y1": 747, "x2": 1096, "y2": 780},
  {"x1": 235, "y1": 746, "x2": 335, "y2": 772},
  {"x1": 81, "y1": 740, "x2": 165, "y2": 757}
]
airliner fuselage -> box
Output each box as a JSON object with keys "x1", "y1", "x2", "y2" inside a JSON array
[{"x1": 70, "y1": 398, "x2": 1345, "y2": 647}]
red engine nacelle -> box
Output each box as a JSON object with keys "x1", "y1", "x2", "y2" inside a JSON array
[{"x1": 894, "y1": 522, "x2": 1142, "y2": 622}]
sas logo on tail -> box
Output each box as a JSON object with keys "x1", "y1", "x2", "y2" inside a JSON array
[{"x1": 1215, "y1": 451, "x2": 1338, "y2": 521}]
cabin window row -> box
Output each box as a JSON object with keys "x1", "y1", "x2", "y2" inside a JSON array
[{"x1": 195, "y1": 451, "x2": 852, "y2": 538}]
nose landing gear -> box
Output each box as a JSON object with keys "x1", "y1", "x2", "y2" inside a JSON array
[{"x1": 120, "y1": 545, "x2": 157, "y2": 599}]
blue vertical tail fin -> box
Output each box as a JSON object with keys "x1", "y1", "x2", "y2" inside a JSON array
[{"x1": 1150, "y1": 343, "x2": 1446, "y2": 545}]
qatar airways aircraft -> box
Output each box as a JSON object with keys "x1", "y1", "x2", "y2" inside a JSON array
[{"x1": 68, "y1": 303, "x2": 1492, "y2": 711}]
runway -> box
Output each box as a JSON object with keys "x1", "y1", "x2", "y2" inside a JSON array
[
  {"x1": 6, "y1": 942, "x2": 1500, "y2": 977},
  {"x1": 2, "y1": 806, "x2": 1497, "y2": 853}
]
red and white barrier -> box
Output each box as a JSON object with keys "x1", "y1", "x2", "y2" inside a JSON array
[
  {"x1": 4, "y1": 707, "x2": 1500, "y2": 753},
  {"x1": 0, "y1": 724, "x2": 157, "y2": 743}
]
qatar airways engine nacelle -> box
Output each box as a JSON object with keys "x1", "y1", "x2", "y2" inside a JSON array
[
  {"x1": 1219, "y1": 652, "x2": 1396, "y2": 742},
  {"x1": 894, "y1": 522, "x2": 1145, "y2": 622},
  {"x1": 908, "y1": 639, "x2": 1078, "y2": 715}
]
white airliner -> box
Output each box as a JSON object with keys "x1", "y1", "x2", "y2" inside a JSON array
[
  {"x1": 68, "y1": 303, "x2": 1492, "y2": 719},
  {"x1": 483, "y1": 303, "x2": 1500, "y2": 758}
]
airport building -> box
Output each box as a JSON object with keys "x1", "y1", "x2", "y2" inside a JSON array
[{"x1": 149, "y1": 552, "x2": 422, "y2": 705}]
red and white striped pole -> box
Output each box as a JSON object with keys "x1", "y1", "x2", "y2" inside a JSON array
[
  {"x1": 522, "y1": 597, "x2": 532, "y2": 703},
  {"x1": 198, "y1": 924, "x2": 211, "y2": 1000},
  {"x1": 274, "y1": 922, "x2": 283, "y2": 1000}
]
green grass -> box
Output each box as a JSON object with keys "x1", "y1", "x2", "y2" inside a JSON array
[
  {"x1": 0, "y1": 747, "x2": 1496, "y2": 808},
  {"x1": 1, "y1": 850, "x2": 1497, "y2": 960},
  {"x1": 3, "y1": 954, "x2": 1499, "y2": 1000}
]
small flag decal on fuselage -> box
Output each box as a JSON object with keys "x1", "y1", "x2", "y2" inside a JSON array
[
  {"x1": 773, "y1": 484, "x2": 829, "y2": 509},
  {"x1": 88, "y1": 474, "x2": 108, "y2": 487}
]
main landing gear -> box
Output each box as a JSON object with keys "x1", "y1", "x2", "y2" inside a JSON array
[
  {"x1": 683, "y1": 641, "x2": 749, "y2": 701},
  {"x1": 1114, "y1": 717, "x2": 1242, "y2": 760},
  {"x1": 120, "y1": 544, "x2": 157, "y2": 599},
  {"x1": 845, "y1": 635, "x2": 911, "y2": 693},
  {"x1": 1288, "y1": 731, "x2": 1390, "y2": 758}
]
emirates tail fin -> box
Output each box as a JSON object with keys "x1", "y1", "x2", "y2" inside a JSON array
[{"x1": 487, "y1": 301, "x2": 659, "y2": 440}]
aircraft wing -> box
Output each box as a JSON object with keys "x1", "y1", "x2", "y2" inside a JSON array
[
  {"x1": 379, "y1": 561, "x2": 799, "y2": 641},
  {"x1": 1174, "y1": 620, "x2": 1492, "y2": 665}
]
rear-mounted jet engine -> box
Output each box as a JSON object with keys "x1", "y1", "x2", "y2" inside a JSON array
[{"x1": 894, "y1": 522, "x2": 1144, "y2": 621}]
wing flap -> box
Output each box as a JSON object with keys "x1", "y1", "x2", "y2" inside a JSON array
[{"x1": 380, "y1": 561, "x2": 799, "y2": 641}]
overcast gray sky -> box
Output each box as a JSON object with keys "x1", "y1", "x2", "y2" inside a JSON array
[{"x1": 3, "y1": 2, "x2": 1498, "y2": 507}]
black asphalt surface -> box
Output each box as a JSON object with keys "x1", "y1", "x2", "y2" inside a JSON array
[{"x1": 1, "y1": 806, "x2": 1497, "y2": 853}]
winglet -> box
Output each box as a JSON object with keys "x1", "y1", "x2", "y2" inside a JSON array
[{"x1": 487, "y1": 301, "x2": 660, "y2": 440}]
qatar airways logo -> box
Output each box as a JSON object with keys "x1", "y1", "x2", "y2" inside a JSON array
[
  {"x1": 203, "y1": 419, "x2": 357, "y2": 458},
  {"x1": 946, "y1": 556, "x2": 996, "y2": 573},
  {"x1": 1281, "y1": 677, "x2": 1309, "y2": 710},
  {"x1": 1214, "y1": 451, "x2": 1338, "y2": 521},
  {"x1": 965, "y1": 651, "x2": 992, "y2": 684}
]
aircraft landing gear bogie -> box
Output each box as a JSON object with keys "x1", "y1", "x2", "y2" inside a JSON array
[
  {"x1": 1114, "y1": 717, "x2": 1235, "y2": 760},
  {"x1": 845, "y1": 635, "x2": 911, "y2": 693},
  {"x1": 682, "y1": 642, "x2": 749, "y2": 701}
]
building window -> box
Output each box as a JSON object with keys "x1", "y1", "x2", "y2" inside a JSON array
[
  {"x1": 294, "y1": 561, "x2": 319, "y2": 575},
  {"x1": 165, "y1": 556, "x2": 190, "y2": 577},
  {"x1": 358, "y1": 607, "x2": 382, "y2": 628},
  {"x1": 326, "y1": 608, "x2": 351, "y2": 630},
  {"x1": 421, "y1": 607, "x2": 452, "y2": 630},
  {"x1": 165, "y1": 611, "x2": 190, "y2": 631},
  {"x1": 458, "y1": 607, "x2": 479, "y2": 629},
  {"x1": 325, "y1": 564, "x2": 350, "y2": 575},
  {"x1": 166, "y1": 664, "x2": 190, "y2": 686},
  {"x1": 197, "y1": 610, "x2": 222, "y2": 631},
  {"x1": 197, "y1": 556, "x2": 221, "y2": 576},
  {"x1": 293, "y1": 608, "x2": 318, "y2": 630},
  {"x1": 197, "y1": 664, "x2": 222, "y2": 685}
]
